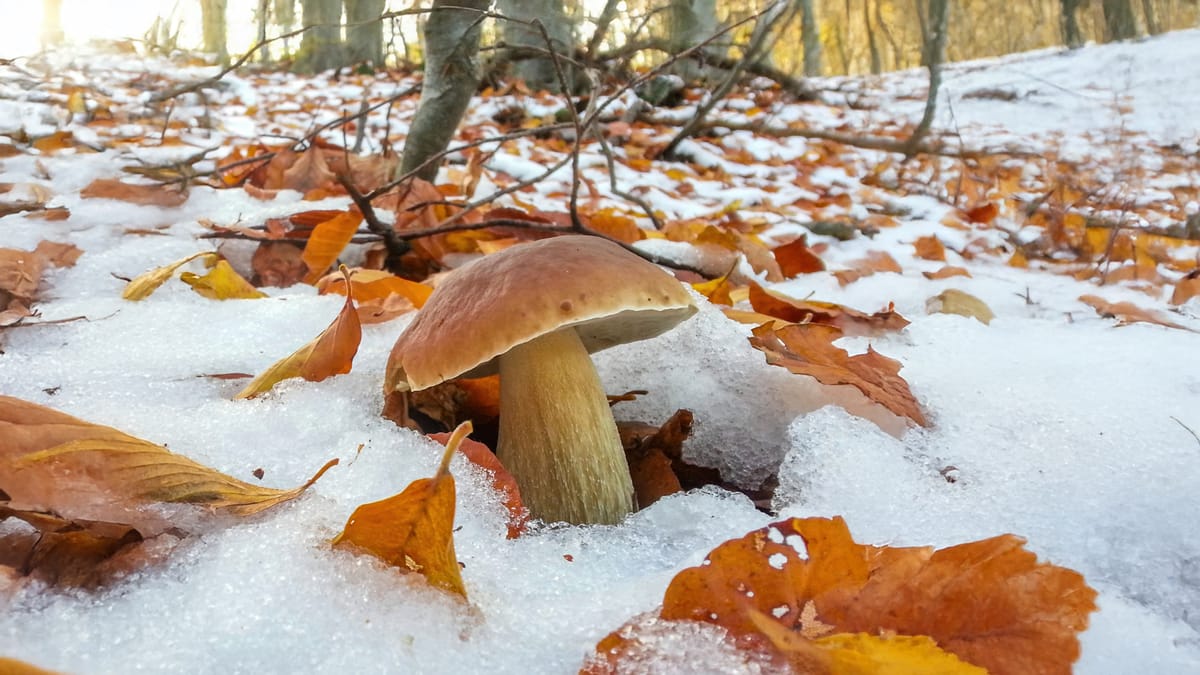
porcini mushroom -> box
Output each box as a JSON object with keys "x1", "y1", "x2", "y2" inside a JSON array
[{"x1": 385, "y1": 235, "x2": 697, "y2": 525}]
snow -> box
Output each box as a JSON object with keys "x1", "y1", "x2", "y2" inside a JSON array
[{"x1": 3, "y1": 30, "x2": 1200, "y2": 674}]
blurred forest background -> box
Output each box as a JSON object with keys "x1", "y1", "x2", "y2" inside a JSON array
[{"x1": 30, "y1": 0, "x2": 1200, "y2": 79}]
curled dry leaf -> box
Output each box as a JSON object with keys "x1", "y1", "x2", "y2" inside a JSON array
[
  {"x1": 281, "y1": 145, "x2": 338, "y2": 196},
  {"x1": 923, "y1": 265, "x2": 971, "y2": 280},
  {"x1": 0, "y1": 241, "x2": 82, "y2": 326},
  {"x1": 748, "y1": 283, "x2": 910, "y2": 337},
  {"x1": 332, "y1": 422, "x2": 472, "y2": 598},
  {"x1": 236, "y1": 267, "x2": 362, "y2": 398},
  {"x1": 772, "y1": 235, "x2": 826, "y2": 277},
  {"x1": 0, "y1": 395, "x2": 337, "y2": 537},
  {"x1": 749, "y1": 322, "x2": 928, "y2": 427},
  {"x1": 1078, "y1": 294, "x2": 1196, "y2": 332},
  {"x1": 316, "y1": 267, "x2": 432, "y2": 308},
  {"x1": 121, "y1": 251, "x2": 218, "y2": 301},
  {"x1": 590, "y1": 517, "x2": 1096, "y2": 675},
  {"x1": 80, "y1": 178, "x2": 188, "y2": 207},
  {"x1": 301, "y1": 209, "x2": 363, "y2": 284},
  {"x1": 927, "y1": 289, "x2": 995, "y2": 325},
  {"x1": 429, "y1": 430, "x2": 527, "y2": 539},
  {"x1": 180, "y1": 259, "x2": 267, "y2": 300}
]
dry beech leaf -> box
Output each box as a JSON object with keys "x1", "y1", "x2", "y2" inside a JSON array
[
  {"x1": 0, "y1": 395, "x2": 337, "y2": 537},
  {"x1": 429, "y1": 430, "x2": 527, "y2": 539},
  {"x1": 691, "y1": 265, "x2": 740, "y2": 306},
  {"x1": 281, "y1": 145, "x2": 338, "y2": 195},
  {"x1": 833, "y1": 250, "x2": 903, "y2": 286},
  {"x1": 913, "y1": 235, "x2": 947, "y2": 262},
  {"x1": 180, "y1": 259, "x2": 267, "y2": 300},
  {"x1": 251, "y1": 241, "x2": 307, "y2": 287},
  {"x1": 1078, "y1": 294, "x2": 1195, "y2": 332},
  {"x1": 0, "y1": 657, "x2": 65, "y2": 675},
  {"x1": 964, "y1": 202, "x2": 999, "y2": 225},
  {"x1": 80, "y1": 178, "x2": 187, "y2": 207},
  {"x1": 1170, "y1": 271, "x2": 1200, "y2": 305},
  {"x1": 122, "y1": 251, "x2": 219, "y2": 301},
  {"x1": 640, "y1": 517, "x2": 1094, "y2": 675},
  {"x1": 750, "y1": 322, "x2": 927, "y2": 426},
  {"x1": 301, "y1": 209, "x2": 363, "y2": 284},
  {"x1": 748, "y1": 283, "x2": 909, "y2": 337},
  {"x1": 617, "y1": 410, "x2": 699, "y2": 508},
  {"x1": 332, "y1": 422, "x2": 472, "y2": 598},
  {"x1": 772, "y1": 235, "x2": 826, "y2": 277},
  {"x1": 927, "y1": 289, "x2": 994, "y2": 325},
  {"x1": 316, "y1": 267, "x2": 432, "y2": 307},
  {"x1": 236, "y1": 267, "x2": 361, "y2": 398},
  {"x1": 923, "y1": 265, "x2": 971, "y2": 280}
]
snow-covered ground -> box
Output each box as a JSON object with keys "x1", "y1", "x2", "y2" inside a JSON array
[{"x1": 1, "y1": 30, "x2": 1199, "y2": 674}]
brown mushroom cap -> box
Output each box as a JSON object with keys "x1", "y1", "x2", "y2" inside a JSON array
[{"x1": 386, "y1": 235, "x2": 697, "y2": 392}]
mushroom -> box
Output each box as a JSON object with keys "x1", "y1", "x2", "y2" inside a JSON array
[{"x1": 385, "y1": 235, "x2": 697, "y2": 525}]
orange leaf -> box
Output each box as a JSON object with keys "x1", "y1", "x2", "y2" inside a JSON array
[
  {"x1": 281, "y1": 145, "x2": 338, "y2": 195},
  {"x1": 964, "y1": 202, "x2": 999, "y2": 224},
  {"x1": 332, "y1": 422, "x2": 471, "y2": 597},
  {"x1": 236, "y1": 268, "x2": 362, "y2": 398},
  {"x1": 301, "y1": 209, "x2": 363, "y2": 284},
  {"x1": 80, "y1": 178, "x2": 187, "y2": 207},
  {"x1": 913, "y1": 235, "x2": 947, "y2": 262},
  {"x1": 1169, "y1": 271, "x2": 1200, "y2": 306},
  {"x1": 251, "y1": 241, "x2": 307, "y2": 287},
  {"x1": 0, "y1": 657, "x2": 66, "y2": 674},
  {"x1": 1078, "y1": 294, "x2": 1195, "y2": 332},
  {"x1": 316, "y1": 268, "x2": 432, "y2": 307},
  {"x1": 748, "y1": 283, "x2": 909, "y2": 336},
  {"x1": 749, "y1": 322, "x2": 927, "y2": 426},
  {"x1": 772, "y1": 235, "x2": 826, "y2": 277},
  {"x1": 923, "y1": 265, "x2": 971, "y2": 280},
  {"x1": 429, "y1": 430, "x2": 527, "y2": 539},
  {"x1": 833, "y1": 250, "x2": 903, "y2": 286}
]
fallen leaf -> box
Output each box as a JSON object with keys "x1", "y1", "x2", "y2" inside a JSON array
[
  {"x1": 180, "y1": 259, "x2": 267, "y2": 300},
  {"x1": 749, "y1": 322, "x2": 927, "y2": 426},
  {"x1": 301, "y1": 209, "x2": 363, "y2": 284},
  {"x1": 429, "y1": 430, "x2": 527, "y2": 539},
  {"x1": 833, "y1": 251, "x2": 903, "y2": 286},
  {"x1": 1170, "y1": 271, "x2": 1200, "y2": 305},
  {"x1": 772, "y1": 235, "x2": 826, "y2": 277},
  {"x1": 236, "y1": 267, "x2": 362, "y2": 398},
  {"x1": 281, "y1": 145, "x2": 338, "y2": 195},
  {"x1": 1078, "y1": 294, "x2": 1195, "y2": 331},
  {"x1": 923, "y1": 265, "x2": 971, "y2": 280},
  {"x1": 80, "y1": 178, "x2": 187, "y2": 207},
  {"x1": 0, "y1": 657, "x2": 66, "y2": 675},
  {"x1": 122, "y1": 252, "x2": 219, "y2": 301},
  {"x1": 316, "y1": 268, "x2": 432, "y2": 307},
  {"x1": 926, "y1": 289, "x2": 994, "y2": 325},
  {"x1": 748, "y1": 283, "x2": 910, "y2": 336},
  {"x1": 251, "y1": 241, "x2": 308, "y2": 287},
  {"x1": 964, "y1": 202, "x2": 999, "y2": 225},
  {"x1": 332, "y1": 422, "x2": 471, "y2": 598},
  {"x1": 0, "y1": 395, "x2": 336, "y2": 537}
]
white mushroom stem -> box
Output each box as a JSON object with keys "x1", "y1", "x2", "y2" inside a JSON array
[{"x1": 497, "y1": 327, "x2": 636, "y2": 525}]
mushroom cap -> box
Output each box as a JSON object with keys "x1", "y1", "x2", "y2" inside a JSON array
[{"x1": 386, "y1": 235, "x2": 697, "y2": 392}]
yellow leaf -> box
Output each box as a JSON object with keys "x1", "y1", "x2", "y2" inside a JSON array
[
  {"x1": 316, "y1": 268, "x2": 432, "y2": 307},
  {"x1": 236, "y1": 267, "x2": 362, "y2": 398},
  {"x1": 926, "y1": 289, "x2": 994, "y2": 325},
  {"x1": 122, "y1": 252, "x2": 218, "y2": 301},
  {"x1": 332, "y1": 421, "x2": 471, "y2": 598},
  {"x1": 817, "y1": 633, "x2": 988, "y2": 675},
  {"x1": 301, "y1": 210, "x2": 364, "y2": 284},
  {"x1": 0, "y1": 395, "x2": 337, "y2": 537},
  {"x1": 180, "y1": 259, "x2": 267, "y2": 300}
]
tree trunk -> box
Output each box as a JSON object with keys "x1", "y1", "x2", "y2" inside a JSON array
[
  {"x1": 863, "y1": 0, "x2": 881, "y2": 74},
  {"x1": 275, "y1": 0, "x2": 297, "y2": 54},
  {"x1": 1060, "y1": 0, "x2": 1085, "y2": 48},
  {"x1": 200, "y1": 0, "x2": 229, "y2": 64},
  {"x1": 668, "y1": 0, "x2": 723, "y2": 82},
  {"x1": 914, "y1": 0, "x2": 929, "y2": 64},
  {"x1": 345, "y1": 0, "x2": 386, "y2": 66},
  {"x1": 586, "y1": 0, "x2": 620, "y2": 57},
  {"x1": 497, "y1": 0, "x2": 574, "y2": 92},
  {"x1": 1141, "y1": 0, "x2": 1162, "y2": 34},
  {"x1": 1102, "y1": 0, "x2": 1140, "y2": 40},
  {"x1": 41, "y1": 0, "x2": 64, "y2": 48},
  {"x1": 294, "y1": 0, "x2": 344, "y2": 73},
  {"x1": 399, "y1": 0, "x2": 490, "y2": 182},
  {"x1": 800, "y1": 0, "x2": 822, "y2": 76}
]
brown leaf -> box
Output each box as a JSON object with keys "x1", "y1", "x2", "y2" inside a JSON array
[
  {"x1": 236, "y1": 267, "x2": 362, "y2": 398},
  {"x1": 251, "y1": 241, "x2": 308, "y2": 287},
  {"x1": 749, "y1": 322, "x2": 927, "y2": 426},
  {"x1": 1078, "y1": 294, "x2": 1195, "y2": 331},
  {"x1": 923, "y1": 265, "x2": 971, "y2": 280},
  {"x1": 80, "y1": 178, "x2": 187, "y2": 207},
  {"x1": 772, "y1": 235, "x2": 826, "y2": 277},
  {"x1": 833, "y1": 251, "x2": 903, "y2": 286},
  {"x1": 429, "y1": 430, "x2": 527, "y2": 539},
  {"x1": 964, "y1": 202, "x2": 999, "y2": 225},
  {"x1": 332, "y1": 422, "x2": 471, "y2": 598},
  {"x1": 301, "y1": 209, "x2": 363, "y2": 284},
  {"x1": 748, "y1": 283, "x2": 909, "y2": 336},
  {"x1": 1170, "y1": 271, "x2": 1200, "y2": 306},
  {"x1": 281, "y1": 145, "x2": 338, "y2": 195},
  {"x1": 0, "y1": 395, "x2": 336, "y2": 537},
  {"x1": 913, "y1": 235, "x2": 947, "y2": 261}
]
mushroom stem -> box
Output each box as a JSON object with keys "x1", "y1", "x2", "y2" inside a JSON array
[{"x1": 497, "y1": 327, "x2": 636, "y2": 525}]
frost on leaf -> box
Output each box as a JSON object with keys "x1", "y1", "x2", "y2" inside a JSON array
[
  {"x1": 236, "y1": 267, "x2": 362, "y2": 398},
  {"x1": 749, "y1": 322, "x2": 928, "y2": 427},
  {"x1": 332, "y1": 422, "x2": 472, "y2": 599},
  {"x1": 589, "y1": 517, "x2": 1096, "y2": 675}
]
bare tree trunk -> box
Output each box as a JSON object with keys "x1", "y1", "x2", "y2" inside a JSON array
[
  {"x1": 1141, "y1": 0, "x2": 1162, "y2": 33},
  {"x1": 586, "y1": 0, "x2": 621, "y2": 57},
  {"x1": 200, "y1": 0, "x2": 229, "y2": 64},
  {"x1": 345, "y1": 0, "x2": 386, "y2": 65},
  {"x1": 1061, "y1": 0, "x2": 1085, "y2": 48},
  {"x1": 1102, "y1": 0, "x2": 1140, "y2": 40},
  {"x1": 800, "y1": 0, "x2": 822, "y2": 76},
  {"x1": 41, "y1": 0, "x2": 64, "y2": 48},
  {"x1": 275, "y1": 0, "x2": 297, "y2": 54},
  {"x1": 399, "y1": 0, "x2": 490, "y2": 182},
  {"x1": 874, "y1": 0, "x2": 902, "y2": 69},
  {"x1": 863, "y1": 0, "x2": 882, "y2": 74},
  {"x1": 907, "y1": 0, "x2": 949, "y2": 150},
  {"x1": 497, "y1": 0, "x2": 574, "y2": 92},
  {"x1": 294, "y1": 0, "x2": 344, "y2": 73},
  {"x1": 256, "y1": 0, "x2": 271, "y2": 62},
  {"x1": 668, "y1": 0, "x2": 723, "y2": 82},
  {"x1": 914, "y1": 0, "x2": 929, "y2": 64}
]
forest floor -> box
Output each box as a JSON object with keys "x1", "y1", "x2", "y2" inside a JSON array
[{"x1": 1, "y1": 28, "x2": 1199, "y2": 674}]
